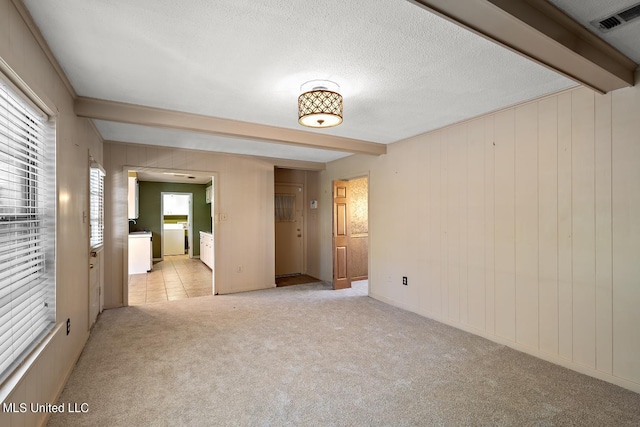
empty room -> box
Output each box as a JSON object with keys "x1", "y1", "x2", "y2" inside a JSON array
[{"x1": 1, "y1": 0, "x2": 640, "y2": 426}]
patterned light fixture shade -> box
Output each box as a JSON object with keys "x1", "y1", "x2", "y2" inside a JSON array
[{"x1": 298, "y1": 80, "x2": 343, "y2": 128}]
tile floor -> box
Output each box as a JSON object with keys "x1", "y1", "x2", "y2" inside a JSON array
[{"x1": 128, "y1": 254, "x2": 212, "y2": 305}]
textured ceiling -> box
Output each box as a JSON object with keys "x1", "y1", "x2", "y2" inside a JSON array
[{"x1": 22, "y1": 0, "x2": 585, "y2": 163}]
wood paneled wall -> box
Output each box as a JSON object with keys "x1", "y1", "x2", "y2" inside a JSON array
[{"x1": 321, "y1": 83, "x2": 640, "y2": 393}]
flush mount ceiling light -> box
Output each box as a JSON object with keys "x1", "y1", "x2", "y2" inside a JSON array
[{"x1": 298, "y1": 80, "x2": 343, "y2": 128}]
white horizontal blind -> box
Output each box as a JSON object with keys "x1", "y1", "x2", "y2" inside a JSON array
[
  {"x1": 0, "y1": 78, "x2": 55, "y2": 383},
  {"x1": 90, "y1": 163, "x2": 105, "y2": 249}
]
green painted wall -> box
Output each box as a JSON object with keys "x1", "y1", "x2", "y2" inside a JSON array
[{"x1": 133, "y1": 181, "x2": 211, "y2": 258}]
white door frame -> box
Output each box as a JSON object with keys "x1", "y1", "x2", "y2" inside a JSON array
[
  {"x1": 160, "y1": 192, "x2": 193, "y2": 259},
  {"x1": 124, "y1": 166, "x2": 218, "y2": 306}
]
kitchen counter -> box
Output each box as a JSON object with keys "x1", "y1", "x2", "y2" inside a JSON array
[{"x1": 129, "y1": 231, "x2": 152, "y2": 236}]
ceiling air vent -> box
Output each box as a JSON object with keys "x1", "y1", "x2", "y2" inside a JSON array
[{"x1": 591, "y1": 2, "x2": 640, "y2": 33}]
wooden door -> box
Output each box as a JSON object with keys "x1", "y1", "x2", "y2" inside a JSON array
[
  {"x1": 275, "y1": 184, "x2": 303, "y2": 276},
  {"x1": 333, "y1": 180, "x2": 351, "y2": 289}
]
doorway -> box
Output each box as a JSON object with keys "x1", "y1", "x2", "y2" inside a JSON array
[
  {"x1": 125, "y1": 167, "x2": 217, "y2": 305},
  {"x1": 275, "y1": 183, "x2": 303, "y2": 276},
  {"x1": 161, "y1": 192, "x2": 192, "y2": 259},
  {"x1": 332, "y1": 176, "x2": 369, "y2": 290}
]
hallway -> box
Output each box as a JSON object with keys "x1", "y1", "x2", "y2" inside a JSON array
[{"x1": 128, "y1": 255, "x2": 212, "y2": 305}]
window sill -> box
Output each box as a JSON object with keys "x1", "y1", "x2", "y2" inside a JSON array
[{"x1": 0, "y1": 322, "x2": 62, "y2": 403}]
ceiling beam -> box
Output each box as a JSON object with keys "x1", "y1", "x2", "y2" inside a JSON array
[
  {"x1": 408, "y1": 0, "x2": 637, "y2": 94},
  {"x1": 75, "y1": 97, "x2": 386, "y2": 156},
  {"x1": 105, "y1": 140, "x2": 327, "y2": 171},
  {"x1": 269, "y1": 158, "x2": 326, "y2": 171}
]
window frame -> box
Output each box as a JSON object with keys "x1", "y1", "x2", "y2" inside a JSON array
[
  {"x1": 0, "y1": 71, "x2": 56, "y2": 386},
  {"x1": 89, "y1": 160, "x2": 105, "y2": 251}
]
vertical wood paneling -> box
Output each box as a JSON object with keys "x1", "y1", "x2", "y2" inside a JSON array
[
  {"x1": 126, "y1": 144, "x2": 140, "y2": 166},
  {"x1": 429, "y1": 133, "x2": 442, "y2": 315},
  {"x1": 440, "y1": 130, "x2": 449, "y2": 318},
  {"x1": 493, "y1": 109, "x2": 516, "y2": 341},
  {"x1": 557, "y1": 91, "x2": 573, "y2": 360},
  {"x1": 156, "y1": 147, "x2": 173, "y2": 168},
  {"x1": 447, "y1": 128, "x2": 461, "y2": 321},
  {"x1": 102, "y1": 142, "x2": 113, "y2": 306},
  {"x1": 400, "y1": 138, "x2": 425, "y2": 311},
  {"x1": 145, "y1": 146, "x2": 158, "y2": 167},
  {"x1": 459, "y1": 126, "x2": 469, "y2": 325},
  {"x1": 538, "y1": 96, "x2": 559, "y2": 356},
  {"x1": 515, "y1": 103, "x2": 539, "y2": 349},
  {"x1": 414, "y1": 138, "x2": 430, "y2": 314},
  {"x1": 9, "y1": 380, "x2": 27, "y2": 427},
  {"x1": 594, "y1": 92, "x2": 613, "y2": 374},
  {"x1": 187, "y1": 149, "x2": 211, "y2": 171},
  {"x1": 135, "y1": 145, "x2": 147, "y2": 167},
  {"x1": 612, "y1": 84, "x2": 640, "y2": 384},
  {"x1": 173, "y1": 149, "x2": 188, "y2": 169},
  {"x1": 111, "y1": 144, "x2": 127, "y2": 307},
  {"x1": 571, "y1": 88, "x2": 596, "y2": 368},
  {"x1": 467, "y1": 118, "x2": 486, "y2": 330},
  {"x1": 0, "y1": 399, "x2": 9, "y2": 427},
  {"x1": 0, "y1": 0, "x2": 9, "y2": 56},
  {"x1": 326, "y1": 84, "x2": 640, "y2": 392},
  {"x1": 8, "y1": 4, "x2": 26, "y2": 72},
  {"x1": 484, "y1": 116, "x2": 496, "y2": 334}
]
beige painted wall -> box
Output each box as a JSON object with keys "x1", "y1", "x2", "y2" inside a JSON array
[
  {"x1": 0, "y1": 1, "x2": 104, "y2": 425},
  {"x1": 320, "y1": 82, "x2": 640, "y2": 394},
  {"x1": 103, "y1": 142, "x2": 276, "y2": 305}
]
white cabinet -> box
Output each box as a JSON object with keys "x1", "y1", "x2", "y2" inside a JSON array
[
  {"x1": 128, "y1": 232, "x2": 152, "y2": 274},
  {"x1": 163, "y1": 194, "x2": 190, "y2": 215},
  {"x1": 199, "y1": 231, "x2": 213, "y2": 269},
  {"x1": 128, "y1": 176, "x2": 138, "y2": 219}
]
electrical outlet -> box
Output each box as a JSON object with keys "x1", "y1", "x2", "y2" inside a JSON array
[
  {"x1": 402, "y1": 276, "x2": 408, "y2": 286},
  {"x1": 66, "y1": 318, "x2": 71, "y2": 335}
]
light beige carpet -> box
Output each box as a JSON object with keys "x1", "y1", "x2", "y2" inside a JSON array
[{"x1": 49, "y1": 282, "x2": 640, "y2": 426}]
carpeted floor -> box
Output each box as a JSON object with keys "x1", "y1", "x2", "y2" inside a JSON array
[
  {"x1": 48, "y1": 282, "x2": 640, "y2": 426},
  {"x1": 275, "y1": 274, "x2": 321, "y2": 287}
]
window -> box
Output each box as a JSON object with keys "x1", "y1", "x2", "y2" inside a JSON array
[
  {"x1": 0, "y1": 76, "x2": 55, "y2": 383},
  {"x1": 275, "y1": 194, "x2": 295, "y2": 222},
  {"x1": 89, "y1": 161, "x2": 105, "y2": 250}
]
